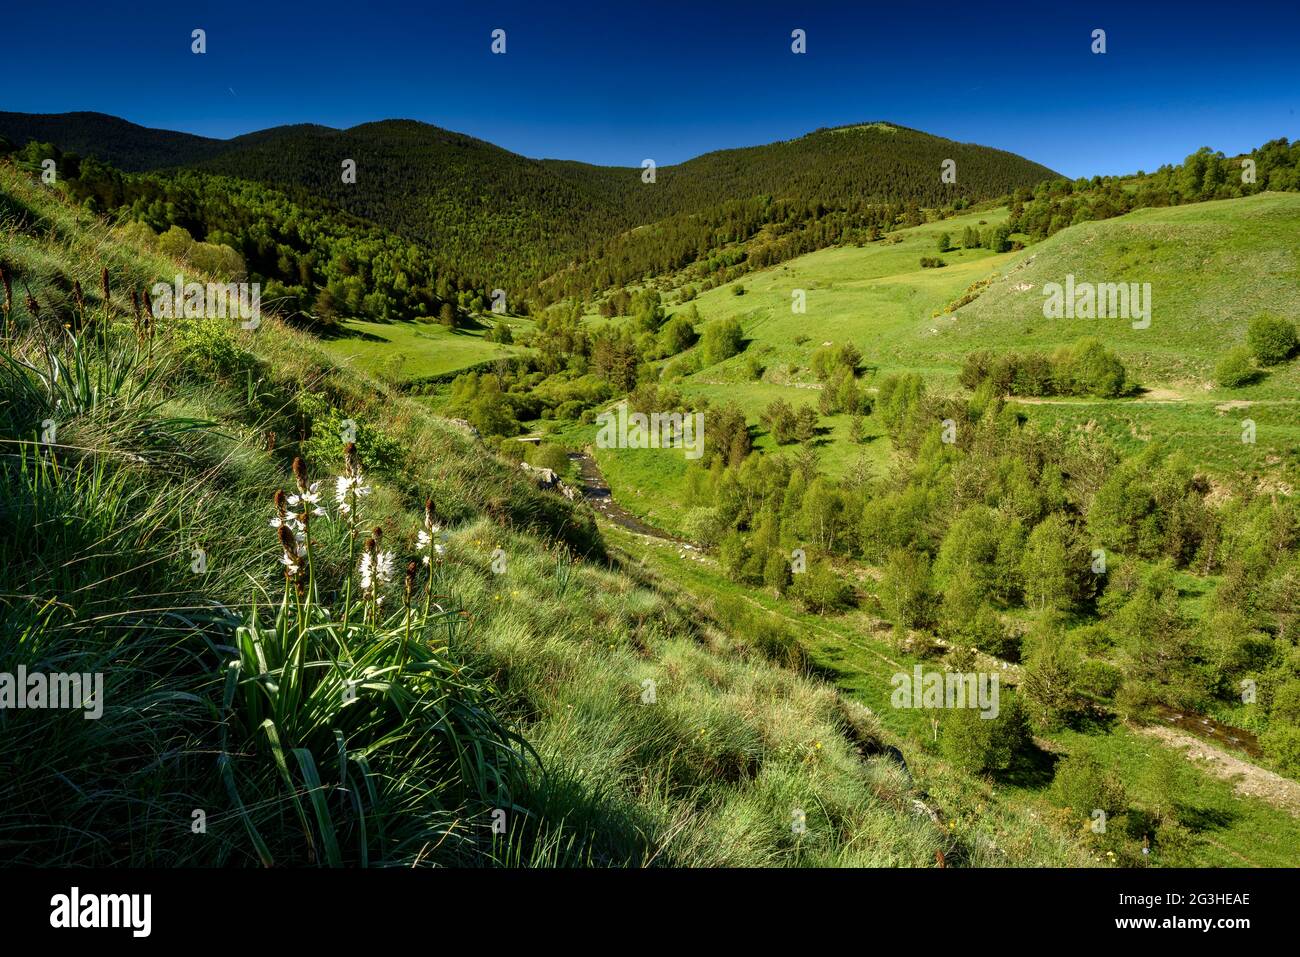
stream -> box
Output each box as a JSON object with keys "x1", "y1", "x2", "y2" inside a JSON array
[{"x1": 568, "y1": 451, "x2": 690, "y2": 545}]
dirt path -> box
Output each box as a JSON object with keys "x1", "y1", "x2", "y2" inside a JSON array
[{"x1": 1136, "y1": 724, "x2": 1300, "y2": 817}]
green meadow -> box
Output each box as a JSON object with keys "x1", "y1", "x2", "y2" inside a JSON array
[
  {"x1": 319, "y1": 314, "x2": 527, "y2": 382},
  {"x1": 572, "y1": 193, "x2": 1300, "y2": 533}
]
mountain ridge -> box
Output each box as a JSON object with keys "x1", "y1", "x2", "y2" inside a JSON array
[
  {"x1": 0, "y1": 109, "x2": 1060, "y2": 177},
  {"x1": 0, "y1": 109, "x2": 1061, "y2": 299}
]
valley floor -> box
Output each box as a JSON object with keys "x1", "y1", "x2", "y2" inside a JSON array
[{"x1": 596, "y1": 515, "x2": 1300, "y2": 867}]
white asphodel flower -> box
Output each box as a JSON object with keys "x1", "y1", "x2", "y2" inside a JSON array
[
  {"x1": 271, "y1": 513, "x2": 309, "y2": 534},
  {"x1": 280, "y1": 551, "x2": 300, "y2": 576},
  {"x1": 375, "y1": 550, "x2": 395, "y2": 586},
  {"x1": 288, "y1": 482, "x2": 321, "y2": 508},
  {"x1": 359, "y1": 551, "x2": 374, "y2": 590},
  {"x1": 416, "y1": 529, "x2": 432, "y2": 550},
  {"x1": 434, "y1": 542, "x2": 446, "y2": 557},
  {"x1": 335, "y1": 474, "x2": 372, "y2": 514}
]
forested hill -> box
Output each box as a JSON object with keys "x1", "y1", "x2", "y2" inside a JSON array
[
  {"x1": 194, "y1": 120, "x2": 1058, "y2": 288},
  {"x1": 195, "y1": 119, "x2": 629, "y2": 292},
  {"x1": 545, "y1": 122, "x2": 1058, "y2": 221},
  {"x1": 0, "y1": 111, "x2": 233, "y2": 170},
  {"x1": 0, "y1": 112, "x2": 1058, "y2": 299}
]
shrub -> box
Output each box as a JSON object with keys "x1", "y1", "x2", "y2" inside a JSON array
[
  {"x1": 701, "y1": 317, "x2": 744, "y2": 365},
  {"x1": 1050, "y1": 751, "x2": 1127, "y2": 820},
  {"x1": 485, "y1": 321, "x2": 514, "y2": 344},
  {"x1": 1019, "y1": 634, "x2": 1083, "y2": 728},
  {"x1": 528, "y1": 442, "x2": 571, "y2": 474},
  {"x1": 879, "y1": 549, "x2": 936, "y2": 631},
  {"x1": 790, "y1": 562, "x2": 853, "y2": 613},
  {"x1": 793, "y1": 405, "x2": 819, "y2": 443},
  {"x1": 682, "y1": 506, "x2": 725, "y2": 548},
  {"x1": 762, "y1": 549, "x2": 793, "y2": 596},
  {"x1": 966, "y1": 605, "x2": 1020, "y2": 660},
  {"x1": 940, "y1": 695, "x2": 1032, "y2": 775},
  {"x1": 173, "y1": 318, "x2": 257, "y2": 381},
  {"x1": 761, "y1": 398, "x2": 797, "y2": 444},
  {"x1": 1019, "y1": 514, "x2": 1093, "y2": 612},
  {"x1": 1261, "y1": 724, "x2": 1300, "y2": 778},
  {"x1": 1053, "y1": 337, "x2": 1127, "y2": 397},
  {"x1": 986, "y1": 224, "x2": 1012, "y2": 252},
  {"x1": 1246, "y1": 313, "x2": 1297, "y2": 365},
  {"x1": 1215, "y1": 346, "x2": 1256, "y2": 387},
  {"x1": 657, "y1": 313, "x2": 697, "y2": 356}
]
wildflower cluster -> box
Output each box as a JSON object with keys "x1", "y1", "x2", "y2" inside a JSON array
[{"x1": 268, "y1": 448, "x2": 441, "y2": 624}]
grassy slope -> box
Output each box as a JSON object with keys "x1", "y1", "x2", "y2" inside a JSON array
[
  {"x1": 575, "y1": 208, "x2": 1020, "y2": 532},
  {"x1": 583, "y1": 194, "x2": 1300, "y2": 536},
  {"x1": 947, "y1": 194, "x2": 1300, "y2": 477},
  {"x1": 2, "y1": 162, "x2": 1082, "y2": 867}
]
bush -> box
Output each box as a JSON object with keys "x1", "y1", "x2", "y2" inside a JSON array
[
  {"x1": 966, "y1": 605, "x2": 1020, "y2": 660},
  {"x1": 1075, "y1": 658, "x2": 1124, "y2": 700},
  {"x1": 485, "y1": 321, "x2": 514, "y2": 344},
  {"x1": 682, "y1": 507, "x2": 725, "y2": 548},
  {"x1": 986, "y1": 224, "x2": 1012, "y2": 253},
  {"x1": 761, "y1": 398, "x2": 797, "y2": 444},
  {"x1": 1050, "y1": 751, "x2": 1127, "y2": 819},
  {"x1": 1215, "y1": 346, "x2": 1256, "y2": 387},
  {"x1": 657, "y1": 314, "x2": 697, "y2": 356},
  {"x1": 1019, "y1": 627, "x2": 1083, "y2": 728},
  {"x1": 173, "y1": 318, "x2": 257, "y2": 382},
  {"x1": 1053, "y1": 337, "x2": 1127, "y2": 397},
  {"x1": 1246, "y1": 313, "x2": 1297, "y2": 365},
  {"x1": 1019, "y1": 514, "x2": 1093, "y2": 612},
  {"x1": 940, "y1": 695, "x2": 1032, "y2": 775},
  {"x1": 528, "y1": 442, "x2": 571, "y2": 474},
  {"x1": 962, "y1": 340, "x2": 1125, "y2": 398},
  {"x1": 879, "y1": 549, "x2": 936, "y2": 631},
  {"x1": 1261, "y1": 724, "x2": 1300, "y2": 778},
  {"x1": 790, "y1": 562, "x2": 853, "y2": 613},
  {"x1": 762, "y1": 549, "x2": 792, "y2": 596},
  {"x1": 701, "y1": 317, "x2": 744, "y2": 365}
]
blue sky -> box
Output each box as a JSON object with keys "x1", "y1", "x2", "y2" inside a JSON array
[{"x1": 4, "y1": 0, "x2": 1298, "y2": 177}]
